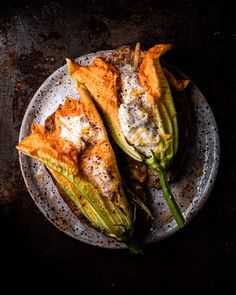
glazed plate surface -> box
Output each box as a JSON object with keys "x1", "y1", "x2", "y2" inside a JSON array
[{"x1": 19, "y1": 50, "x2": 220, "y2": 249}]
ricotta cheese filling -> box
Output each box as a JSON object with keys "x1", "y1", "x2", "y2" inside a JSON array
[
  {"x1": 117, "y1": 64, "x2": 160, "y2": 157},
  {"x1": 59, "y1": 115, "x2": 114, "y2": 197},
  {"x1": 82, "y1": 156, "x2": 114, "y2": 198},
  {"x1": 59, "y1": 114, "x2": 99, "y2": 152}
]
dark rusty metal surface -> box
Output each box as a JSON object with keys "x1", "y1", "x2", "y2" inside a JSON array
[{"x1": 0, "y1": 0, "x2": 235, "y2": 291}]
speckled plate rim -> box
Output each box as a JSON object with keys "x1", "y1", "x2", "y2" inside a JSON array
[
  {"x1": 148, "y1": 63, "x2": 221, "y2": 242},
  {"x1": 151, "y1": 84, "x2": 220, "y2": 243},
  {"x1": 18, "y1": 49, "x2": 220, "y2": 249}
]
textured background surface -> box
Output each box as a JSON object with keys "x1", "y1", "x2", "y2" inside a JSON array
[{"x1": 0, "y1": 0, "x2": 235, "y2": 291}]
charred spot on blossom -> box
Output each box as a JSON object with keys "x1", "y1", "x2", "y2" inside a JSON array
[{"x1": 45, "y1": 112, "x2": 56, "y2": 133}]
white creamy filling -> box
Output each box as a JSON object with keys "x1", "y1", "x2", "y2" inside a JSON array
[
  {"x1": 117, "y1": 64, "x2": 160, "y2": 157},
  {"x1": 119, "y1": 64, "x2": 149, "y2": 106},
  {"x1": 59, "y1": 114, "x2": 98, "y2": 152},
  {"x1": 83, "y1": 156, "x2": 114, "y2": 197},
  {"x1": 59, "y1": 116, "x2": 113, "y2": 197}
]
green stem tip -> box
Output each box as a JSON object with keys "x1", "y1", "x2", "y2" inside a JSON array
[
  {"x1": 146, "y1": 152, "x2": 185, "y2": 228},
  {"x1": 158, "y1": 168, "x2": 185, "y2": 228},
  {"x1": 126, "y1": 240, "x2": 143, "y2": 255}
]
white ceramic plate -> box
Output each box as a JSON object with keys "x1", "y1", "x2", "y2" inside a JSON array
[{"x1": 18, "y1": 50, "x2": 220, "y2": 249}]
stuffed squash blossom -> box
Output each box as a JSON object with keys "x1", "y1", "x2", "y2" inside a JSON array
[
  {"x1": 67, "y1": 44, "x2": 189, "y2": 228},
  {"x1": 17, "y1": 84, "x2": 135, "y2": 244}
]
